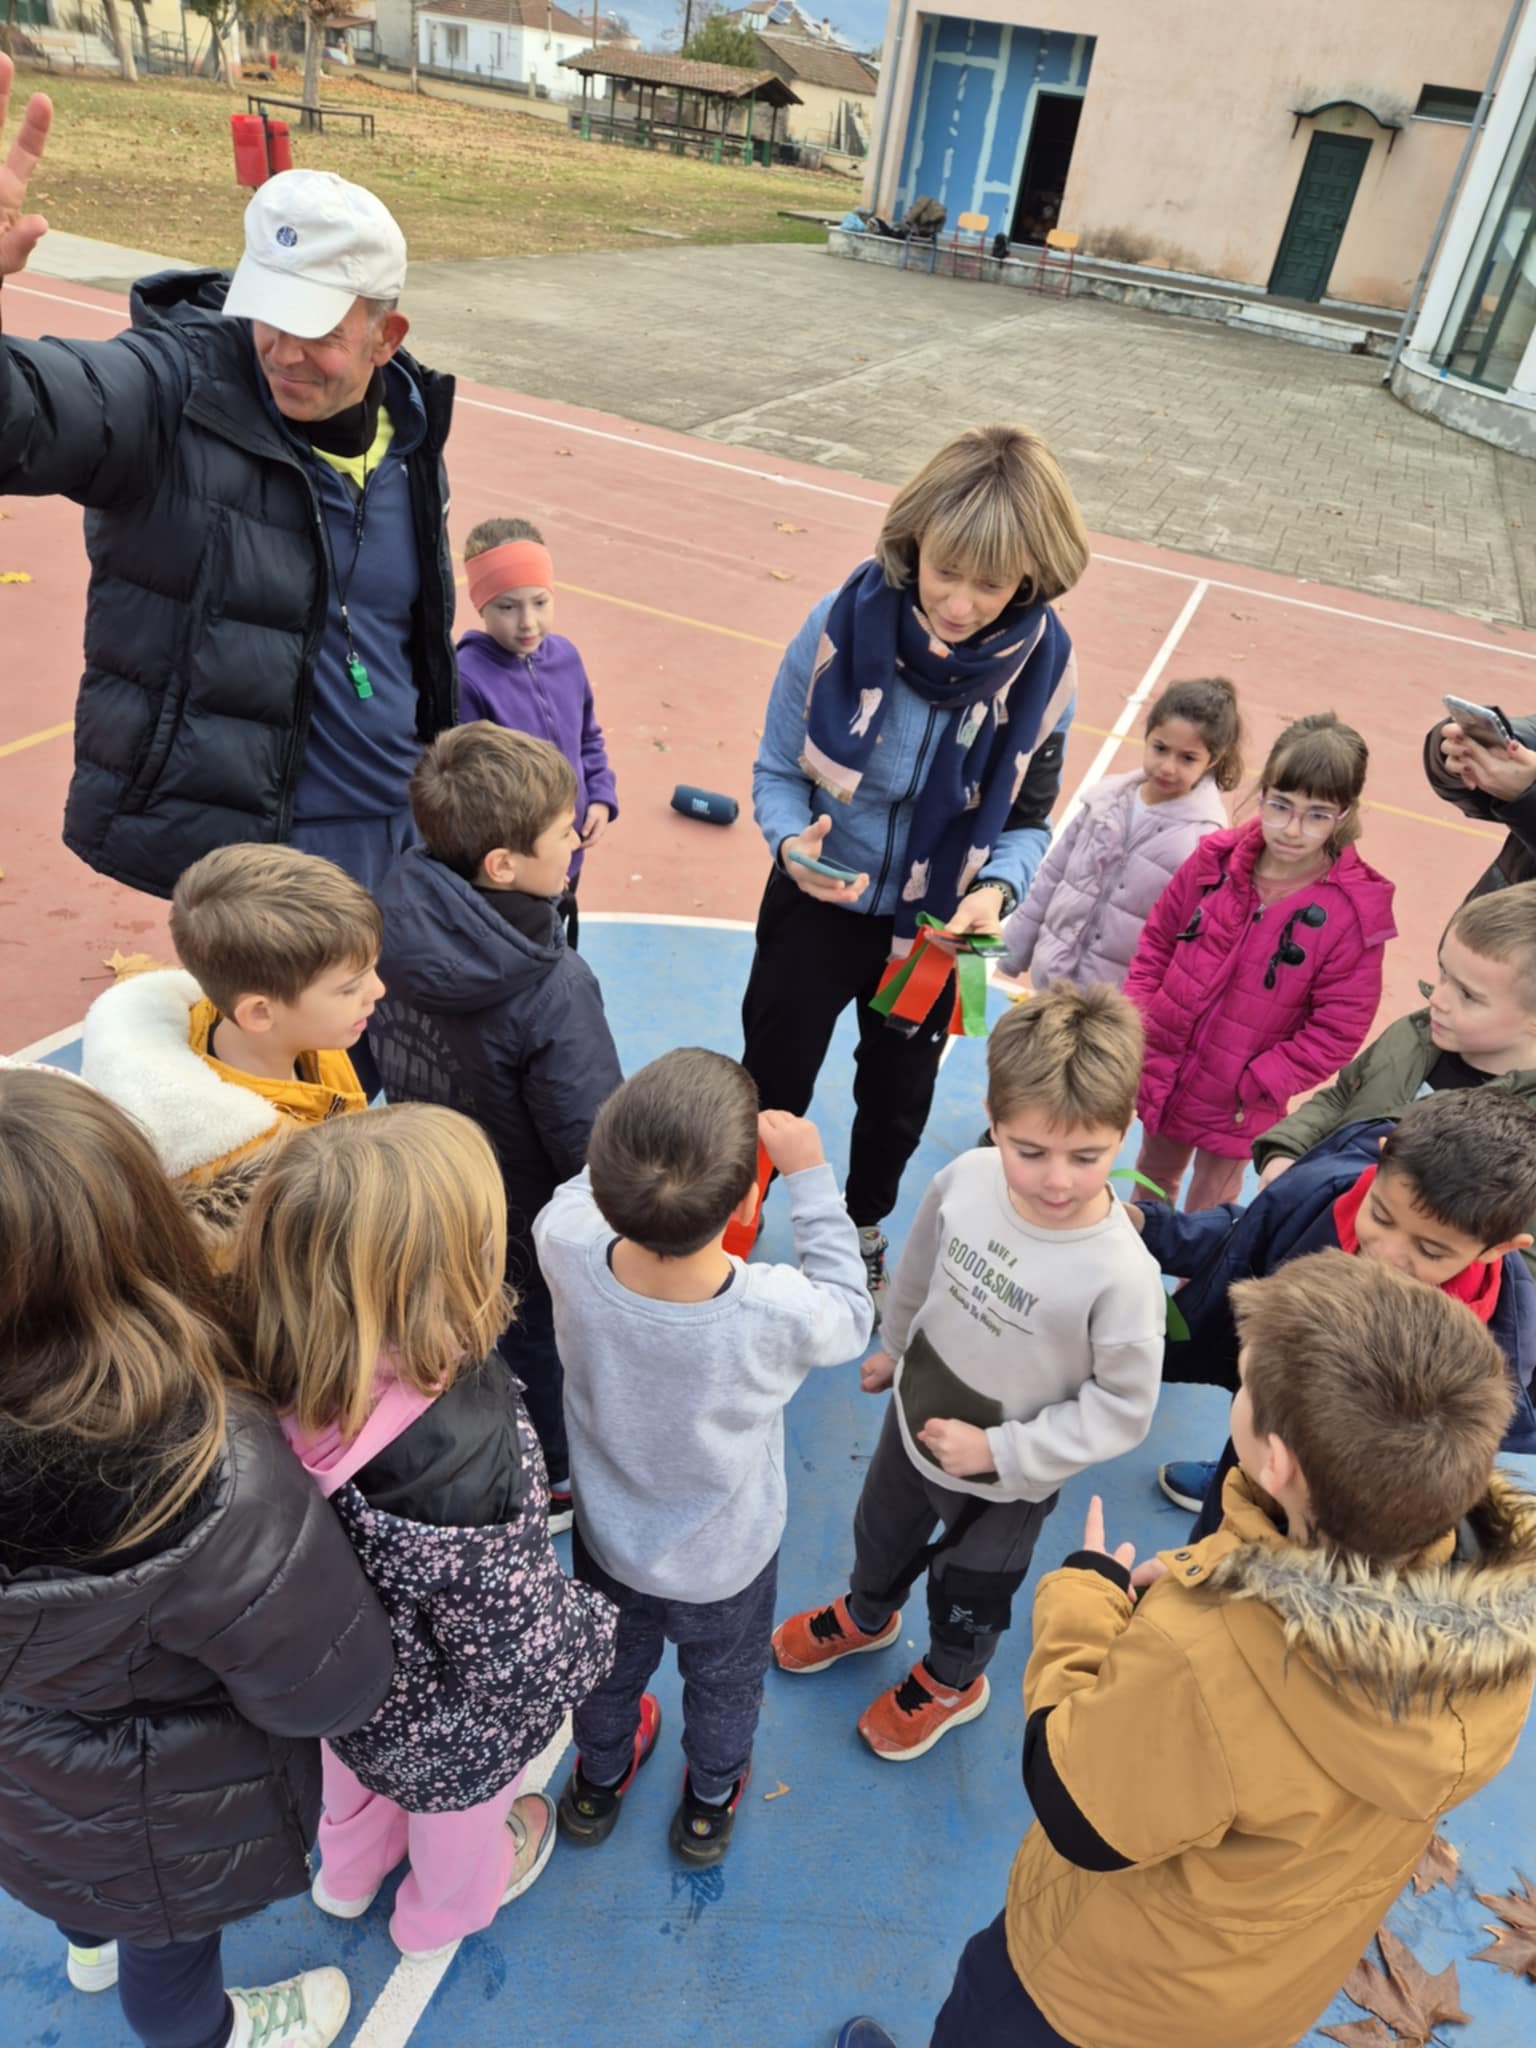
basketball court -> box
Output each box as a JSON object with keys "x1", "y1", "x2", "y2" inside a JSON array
[{"x1": 2, "y1": 275, "x2": 1534, "y2": 2047}]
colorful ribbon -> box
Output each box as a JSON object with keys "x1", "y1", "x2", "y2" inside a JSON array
[{"x1": 869, "y1": 915, "x2": 1004, "y2": 1039}]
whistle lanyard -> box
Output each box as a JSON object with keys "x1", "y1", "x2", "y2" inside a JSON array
[{"x1": 319, "y1": 464, "x2": 375, "y2": 701}]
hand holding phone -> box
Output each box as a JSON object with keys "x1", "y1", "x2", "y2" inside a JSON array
[
  {"x1": 787, "y1": 848, "x2": 863, "y2": 883},
  {"x1": 1444, "y1": 694, "x2": 1516, "y2": 749}
]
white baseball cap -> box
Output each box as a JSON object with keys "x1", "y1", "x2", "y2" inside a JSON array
[{"x1": 223, "y1": 169, "x2": 407, "y2": 339}]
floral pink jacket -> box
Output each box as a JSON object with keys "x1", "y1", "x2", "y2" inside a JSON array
[{"x1": 1123, "y1": 820, "x2": 1397, "y2": 1159}]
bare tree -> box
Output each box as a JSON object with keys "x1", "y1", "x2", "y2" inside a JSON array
[
  {"x1": 101, "y1": 0, "x2": 139, "y2": 77},
  {"x1": 301, "y1": 0, "x2": 324, "y2": 106},
  {"x1": 410, "y1": 0, "x2": 420, "y2": 91}
]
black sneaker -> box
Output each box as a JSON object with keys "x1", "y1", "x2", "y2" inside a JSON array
[
  {"x1": 669, "y1": 1767, "x2": 750, "y2": 1866},
  {"x1": 857, "y1": 1227, "x2": 888, "y2": 1327},
  {"x1": 557, "y1": 1693, "x2": 662, "y2": 1846}
]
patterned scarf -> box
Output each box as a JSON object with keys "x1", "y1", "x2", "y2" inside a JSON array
[{"x1": 799, "y1": 558, "x2": 1073, "y2": 945}]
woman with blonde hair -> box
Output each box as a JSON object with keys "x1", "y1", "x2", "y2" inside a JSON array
[
  {"x1": 743, "y1": 424, "x2": 1089, "y2": 1306},
  {"x1": 0, "y1": 1062, "x2": 392, "y2": 2048},
  {"x1": 232, "y1": 1104, "x2": 616, "y2": 1961}
]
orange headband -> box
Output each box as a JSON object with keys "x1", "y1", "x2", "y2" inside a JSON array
[{"x1": 467, "y1": 540, "x2": 555, "y2": 613}]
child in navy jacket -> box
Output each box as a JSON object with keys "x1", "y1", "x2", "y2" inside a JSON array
[
  {"x1": 1129, "y1": 1090, "x2": 1536, "y2": 1536},
  {"x1": 371, "y1": 723, "x2": 623, "y2": 1528}
]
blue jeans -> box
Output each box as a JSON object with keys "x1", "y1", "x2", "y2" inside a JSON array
[
  {"x1": 931, "y1": 1912, "x2": 1079, "y2": 2047},
  {"x1": 58, "y1": 1925, "x2": 230, "y2": 2048}
]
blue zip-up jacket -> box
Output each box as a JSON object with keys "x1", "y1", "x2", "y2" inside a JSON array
[
  {"x1": 1138, "y1": 1120, "x2": 1536, "y2": 1455},
  {"x1": 752, "y1": 593, "x2": 1076, "y2": 915}
]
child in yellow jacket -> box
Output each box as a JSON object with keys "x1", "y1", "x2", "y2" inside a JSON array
[{"x1": 837, "y1": 1248, "x2": 1536, "y2": 2048}]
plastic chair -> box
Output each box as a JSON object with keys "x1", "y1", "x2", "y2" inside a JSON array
[
  {"x1": 899, "y1": 229, "x2": 939, "y2": 274},
  {"x1": 1033, "y1": 227, "x2": 1079, "y2": 296},
  {"x1": 943, "y1": 211, "x2": 989, "y2": 280}
]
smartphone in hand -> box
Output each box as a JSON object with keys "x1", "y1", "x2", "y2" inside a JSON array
[{"x1": 1445, "y1": 693, "x2": 1516, "y2": 749}]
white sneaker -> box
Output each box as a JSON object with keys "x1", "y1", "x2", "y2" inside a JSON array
[
  {"x1": 310, "y1": 1866, "x2": 380, "y2": 1919},
  {"x1": 224, "y1": 1968, "x2": 351, "y2": 2048},
  {"x1": 66, "y1": 1940, "x2": 118, "y2": 1992}
]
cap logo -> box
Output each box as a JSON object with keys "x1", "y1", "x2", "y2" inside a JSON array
[{"x1": 276, "y1": 225, "x2": 299, "y2": 248}]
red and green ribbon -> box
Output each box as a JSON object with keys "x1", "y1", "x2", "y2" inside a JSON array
[{"x1": 869, "y1": 915, "x2": 1004, "y2": 1039}]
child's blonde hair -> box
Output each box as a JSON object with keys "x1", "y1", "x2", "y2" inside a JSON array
[
  {"x1": 171, "y1": 844, "x2": 382, "y2": 1016},
  {"x1": 463, "y1": 516, "x2": 545, "y2": 561},
  {"x1": 1145, "y1": 676, "x2": 1245, "y2": 793},
  {"x1": 987, "y1": 981, "x2": 1144, "y2": 1133},
  {"x1": 230, "y1": 1105, "x2": 513, "y2": 1440},
  {"x1": 1259, "y1": 712, "x2": 1369, "y2": 852},
  {"x1": 1449, "y1": 882, "x2": 1536, "y2": 1010},
  {"x1": 875, "y1": 424, "x2": 1090, "y2": 604}
]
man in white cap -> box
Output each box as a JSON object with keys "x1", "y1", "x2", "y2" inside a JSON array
[{"x1": 0, "y1": 59, "x2": 458, "y2": 909}]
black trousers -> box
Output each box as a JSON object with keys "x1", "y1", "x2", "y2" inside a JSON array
[
  {"x1": 739, "y1": 868, "x2": 955, "y2": 1229},
  {"x1": 57, "y1": 1925, "x2": 230, "y2": 2048},
  {"x1": 498, "y1": 1236, "x2": 568, "y2": 1485},
  {"x1": 932, "y1": 1912, "x2": 1080, "y2": 2046}
]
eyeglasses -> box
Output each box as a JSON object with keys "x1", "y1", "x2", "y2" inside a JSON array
[{"x1": 1259, "y1": 795, "x2": 1342, "y2": 838}]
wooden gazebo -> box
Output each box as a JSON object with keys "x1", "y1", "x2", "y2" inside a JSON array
[{"x1": 559, "y1": 47, "x2": 800, "y2": 164}]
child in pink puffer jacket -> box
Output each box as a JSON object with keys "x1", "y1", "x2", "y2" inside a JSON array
[
  {"x1": 999, "y1": 678, "x2": 1242, "y2": 991},
  {"x1": 1124, "y1": 712, "x2": 1397, "y2": 1211}
]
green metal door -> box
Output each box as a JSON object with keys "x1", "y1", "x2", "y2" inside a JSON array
[{"x1": 1267, "y1": 132, "x2": 1371, "y2": 302}]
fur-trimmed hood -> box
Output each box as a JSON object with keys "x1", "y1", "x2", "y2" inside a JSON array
[{"x1": 1166, "y1": 1470, "x2": 1536, "y2": 1820}]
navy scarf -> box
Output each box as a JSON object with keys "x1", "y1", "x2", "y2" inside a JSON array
[{"x1": 800, "y1": 559, "x2": 1072, "y2": 944}]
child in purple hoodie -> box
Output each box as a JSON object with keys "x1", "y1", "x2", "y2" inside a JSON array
[{"x1": 459, "y1": 519, "x2": 618, "y2": 948}]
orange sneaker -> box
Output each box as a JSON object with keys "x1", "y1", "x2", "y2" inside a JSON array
[
  {"x1": 858, "y1": 1662, "x2": 990, "y2": 1760},
  {"x1": 772, "y1": 1595, "x2": 902, "y2": 1673}
]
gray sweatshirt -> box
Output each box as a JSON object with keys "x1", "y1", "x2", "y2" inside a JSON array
[
  {"x1": 882, "y1": 1149, "x2": 1166, "y2": 1503},
  {"x1": 534, "y1": 1164, "x2": 873, "y2": 1603}
]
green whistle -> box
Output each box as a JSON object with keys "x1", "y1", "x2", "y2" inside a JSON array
[{"x1": 347, "y1": 657, "x2": 373, "y2": 701}]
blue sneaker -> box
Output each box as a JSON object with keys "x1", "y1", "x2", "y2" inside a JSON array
[
  {"x1": 835, "y1": 2025, "x2": 898, "y2": 2048},
  {"x1": 1158, "y1": 1458, "x2": 1219, "y2": 1513}
]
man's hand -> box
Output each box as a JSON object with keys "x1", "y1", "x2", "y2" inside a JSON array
[
  {"x1": 0, "y1": 57, "x2": 51, "y2": 281},
  {"x1": 1079, "y1": 1493, "x2": 1136, "y2": 1574},
  {"x1": 1441, "y1": 722, "x2": 1536, "y2": 804},
  {"x1": 916, "y1": 1416, "x2": 995, "y2": 1478},
  {"x1": 860, "y1": 1349, "x2": 896, "y2": 1393},
  {"x1": 779, "y1": 814, "x2": 869, "y2": 904},
  {"x1": 1258, "y1": 1156, "x2": 1293, "y2": 1190},
  {"x1": 945, "y1": 885, "x2": 1006, "y2": 938},
  {"x1": 580, "y1": 800, "x2": 611, "y2": 849},
  {"x1": 758, "y1": 1107, "x2": 825, "y2": 1178}
]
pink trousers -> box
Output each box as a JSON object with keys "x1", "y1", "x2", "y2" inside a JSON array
[
  {"x1": 317, "y1": 1746, "x2": 526, "y2": 1954},
  {"x1": 1135, "y1": 1129, "x2": 1247, "y2": 1213}
]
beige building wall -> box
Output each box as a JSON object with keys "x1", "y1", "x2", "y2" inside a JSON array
[
  {"x1": 866, "y1": 0, "x2": 1507, "y2": 307},
  {"x1": 781, "y1": 73, "x2": 872, "y2": 145}
]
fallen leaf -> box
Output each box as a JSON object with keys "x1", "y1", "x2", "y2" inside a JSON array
[
  {"x1": 653, "y1": 739, "x2": 669, "y2": 751},
  {"x1": 1320, "y1": 2023, "x2": 1398, "y2": 2048},
  {"x1": 0, "y1": 571, "x2": 32, "y2": 584},
  {"x1": 553, "y1": 447, "x2": 574, "y2": 457},
  {"x1": 773, "y1": 520, "x2": 805, "y2": 533},
  {"x1": 768, "y1": 568, "x2": 793, "y2": 581},
  {"x1": 101, "y1": 948, "x2": 167, "y2": 981},
  {"x1": 1475, "y1": 1873, "x2": 1536, "y2": 1981},
  {"x1": 1411, "y1": 1835, "x2": 1460, "y2": 1896},
  {"x1": 763, "y1": 1780, "x2": 790, "y2": 1801},
  {"x1": 1342, "y1": 1928, "x2": 1469, "y2": 2045}
]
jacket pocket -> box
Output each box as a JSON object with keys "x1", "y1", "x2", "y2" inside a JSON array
[{"x1": 898, "y1": 1328, "x2": 1003, "y2": 1482}]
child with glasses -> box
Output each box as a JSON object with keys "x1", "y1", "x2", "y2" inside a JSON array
[{"x1": 1122, "y1": 713, "x2": 1395, "y2": 1208}]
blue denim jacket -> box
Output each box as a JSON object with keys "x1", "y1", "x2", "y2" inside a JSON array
[{"x1": 752, "y1": 593, "x2": 1076, "y2": 917}]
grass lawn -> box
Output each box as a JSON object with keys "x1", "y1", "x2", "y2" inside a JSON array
[{"x1": 15, "y1": 65, "x2": 856, "y2": 267}]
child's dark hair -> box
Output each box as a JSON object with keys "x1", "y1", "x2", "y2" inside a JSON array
[
  {"x1": 587, "y1": 1049, "x2": 759, "y2": 1257},
  {"x1": 1232, "y1": 1249, "x2": 1512, "y2": 1560},
  {"x1": 1379, "y1": 1090, "x2": 1536, "y2": 1250},
  {"x1": 463, "y1": 517, "x2": 545, "y2": 560},
  {"x1": 1145, "y1": 677, "x2": 1244, "y2": 793},
  {"x1": 410, "y1": 723, "x2": 576, "y2": 879},
  {"x1": 1260, "y1": 712, "x2": 1369, "y2": 849}
]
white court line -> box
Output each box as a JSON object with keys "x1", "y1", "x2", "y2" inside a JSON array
[
  {"x1": 5, "y1": 1019, "x2": 89, "y2": 1063},
  {"x1": 12, "y1": 280, "x2": 1536, "y2": 662}
]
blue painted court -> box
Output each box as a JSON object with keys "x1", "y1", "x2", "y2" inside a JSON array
[{"x1": 5, "y1": 918, "x2": 1535, "y2": 2048}]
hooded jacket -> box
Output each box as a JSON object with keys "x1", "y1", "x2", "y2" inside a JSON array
[
  {"x1": 284, "y1": 1359, "x2": 617, "y2": 1813},
  {"x1": 1006, "y1": 1469, "x2": 1536, "y2": 2048},
  {"x1": 370, "y1": 848, "x2": 622, "y2": 1245},
  {"x1": 0, "y1": 269, "x2": 457, "y2": 897},
  {"x1": 1423, "y1": 711, "x2": 1536, "y2": 898},
  {"x1": 999, "y1": 768, "x2": 1229, "y2": 990},
  {"x1": 0, "y1": 1407, "x2": 393, "y2": 1947},
  {"x1": 1124, "y1": 820, "x2": 1397, "y2": 1158},
  {"x1": 1138, "y1": 1125, "x2": 1536, "y2": 1453}
]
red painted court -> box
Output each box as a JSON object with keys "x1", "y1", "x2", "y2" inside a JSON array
[{"x1": 2, "y1": 270, "x2": 1531, "y2": 1054}]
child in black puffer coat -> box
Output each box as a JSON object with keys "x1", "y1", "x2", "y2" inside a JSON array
[{"x1": 234, "y1": 1102, "x2": 617, "y2": 1962}]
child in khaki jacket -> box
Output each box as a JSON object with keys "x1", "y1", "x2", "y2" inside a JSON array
[{"x1": 837, "y1": 1250, "x2": 1536, "y2": 2048}]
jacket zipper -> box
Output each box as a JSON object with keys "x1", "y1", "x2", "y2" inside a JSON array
[{"x1": 873, "y1": 704, "x2": 939, "y2": 907}]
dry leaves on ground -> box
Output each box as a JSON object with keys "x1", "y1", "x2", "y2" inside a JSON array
[
  {"x1": 101, "y1": 949, "x2": 167, "y2": 981},
  {"x1": 1412, "y1": 1835, "x2": 1461, "y2": 1897},
  {"x1": 1329, "y1": 1926, "x2": 1469, "y2": 2047},
  {"x1": 1474, "y1": 1874, "x2": 1536, "y2": 1981}
]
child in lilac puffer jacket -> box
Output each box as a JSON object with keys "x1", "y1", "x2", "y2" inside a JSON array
[{"x1": 999, "y1": 678, "x2": 1243, "y2": 991}]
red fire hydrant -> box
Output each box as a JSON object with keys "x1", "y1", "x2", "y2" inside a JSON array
[{"x1": 230, "y1": 114, "x2": 293, "y2": 189}]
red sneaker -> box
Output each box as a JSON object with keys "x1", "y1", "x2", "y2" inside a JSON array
[
  {"x1": 857, "y1": 1663, "x2": 990, "y2": 1761},
  {"x1": 772, "y1": 1595, "x2": 901, "y2": 1673},
  {"x1": 556, "y1": 1692, "x2": 663, "y2": 1845}
]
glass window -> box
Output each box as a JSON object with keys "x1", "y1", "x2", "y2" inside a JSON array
[
  {"x1": 1448, "y1": 121, "x2": 1536, "y2": 390},
  {"x1": 1415, "y1": 84, "x2": 1482, "y2": 124}
]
